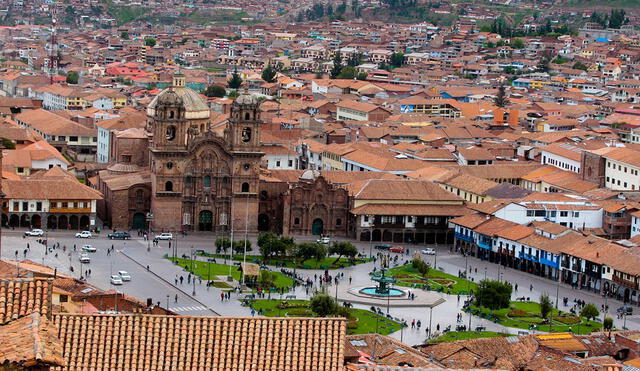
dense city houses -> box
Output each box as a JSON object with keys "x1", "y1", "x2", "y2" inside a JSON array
[{"x1": 0, "y1": 0, "x2": 640, "y2": 369}]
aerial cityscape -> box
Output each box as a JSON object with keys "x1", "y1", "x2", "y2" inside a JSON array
[{"x1": 1, "y1": 0, "x2": 640, "y2": 369}]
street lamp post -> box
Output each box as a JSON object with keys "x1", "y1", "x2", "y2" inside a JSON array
[
  {"x1": 166, "y1": 294, "x2": 170, "y2": 310},
  {"x1": 428, "y1": 306, "x2": 433, "y2": 337},
  {"x1": 555, "y1": 274, "x2": 560, "y2": 309},
  {"x1": 191, "y1": 247, "x2": 196, "y2": 296},
  {"x1": 335, "y1": 279, "x2": 338, "y2": 303}
]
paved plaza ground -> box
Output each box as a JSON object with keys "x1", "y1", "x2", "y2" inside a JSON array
[{"x1": 2, "y1": 229, "x2": 638, "y2": 345}]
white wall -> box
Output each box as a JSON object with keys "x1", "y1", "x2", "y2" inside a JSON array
[
  {"x1": 632, "y1": 215, "x2": 640, "y2": 238},
  {"x1": 605, "y1": 159, "x2": 640, "y2": 191},
  {"x1": 540, "y1": 151, "x2": 580, "y2": 173},
  {"x1": 266, "y1": 154, "x2": 299, "y2": 170}
]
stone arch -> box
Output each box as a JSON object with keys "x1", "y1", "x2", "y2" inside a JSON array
[
  {"x1": 382, "y1": 229, "x2": 393, "y2": 242},
  {"x1": 69, "y1": 215, "x2": 79, "y2": 230},
  {"x1": 165, "y1": 181, "x2": 174, "y2": 192},
  {"x1": 241, "y1": 182, "x2": 250, "y2": 192},
  {"x1": 360, "y1": 230, "x2": 371, "y2": 241},
  {"x1": 311, "y1": 218, "x2": 324, "y2": 235},
  {"x1": 80, "y1": 215, "x2": 90, "y2": 230},
  {"x1": 1, "y1": 214, "x2": 8, "y2": 227},
  {"x1": 258, "y1": 214, "x2": 270, "y2": 231},
  {"x1": 20, "y1": 214, "x2": 30, "y2": 228},
  {"x1": 58, "y1": 215, "x2": 68, "y2": 229},
  {"x1": 31, "y1": 214, "x2": 41, "y2": 228},
  {"x1": 198, "y1": 210, "x2": 213, "y2": 231},
  {"x1": 9, "y1": 214, "x2": 18, "y2": 228},
  {"x1": 47, "y1": 215, "x2": 58, "y2": 229}
]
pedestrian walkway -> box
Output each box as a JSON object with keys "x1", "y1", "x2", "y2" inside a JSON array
[{"x1": 170, "y1": 306, "x2": 209, "y2": 312}]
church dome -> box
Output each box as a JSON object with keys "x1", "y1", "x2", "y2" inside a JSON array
[
  {"x1": 147, "y1": 84, "x2": 210, "y2": 120},
  {"x1": 234, "y1": 90, "x2": 259, "y2": 106},
  {"x1": 300, "y1": 169, "x2": 320, "y2": 181},
  {"x1": 155, "y1": 88, "x2": 183, "y2": 106}
]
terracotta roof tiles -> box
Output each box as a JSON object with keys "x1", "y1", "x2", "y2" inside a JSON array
[
  {"x1": 0, "y1": 278, "x2": 53, "y2": 324},
  {"x1": 51, "y1": 314, "x2": 346, "y2": 371}
]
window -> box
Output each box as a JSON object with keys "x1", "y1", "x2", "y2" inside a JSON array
[
  {"x1": 17, "y1": 167, "x2": 24, "y2": 173},
  {"x1": 288, "y1": 160, "x2": 293, "y2": 167},
  {"x1": 59, "y1": 294, "x2": 68, "y2": 303},
  {"x1": 165, "y1": 125, "x2": 176, "y2": 141},
  {"x1": 70, "y1": 136, "x2": 78, "y2": 141},
  {"x1": 58, "y1": 136, "x2": 65, "y2": 141},
  {"x1": 363, "y1": 216, "x2": 369, "y2": 222},
  {"x1": 136, "y1": 190, "x2": 143, "y2": 201},
  {"x1": 336, "y1": 218, "x2": 342, "y2": 226},
  {"x1": 203, "y1": 175, "x2": 211, "y2": 187},
  {"x1": 526, "y1": 210, "x2": 534, "y2": 217},
  {"x1": 165, "y1": 181, "x2": 174, "y2": 192},
  {"x1": 36, "y1": 202, "x2": 42, "y2": 211},
  {"x1": 166, "y1": 162, "x2": 173, "y2": 169},
  {"x1": 121, "y1": 155, "x2": 132, "y2": 163},
  {"x1": 22, "y1": 202, "x2": 28, "y2": 211},
  {"x1": 534, "y1": 210, "x2": 546, "y2": 217},
  {"x1": 276, "y1": 160, "x2": 281, "y2": 167},
  {"x1": 573, "y1": 212, "x2": 580, "y2": 217},
  {"x1": 294, "y1": 217, "x2": 300, "y2": 225},
  {"x1": 62, "y1": 202, "x2": 68, "y2": 208},
  {"x1": 241, "y1": 182, "x2": 250, "y2": 192},
  {"x1": 12, "y1": 202, "x2": 18, "y2": 211},
  {"x1": 259, "y1": 191, "x2": 268, "y2": 200},
  {"x1": 242, "y1": 127, "x2": 252, "y2": 142},
  {"x1": 560, "y1": 211, "x2": 568, "y2": 217}
]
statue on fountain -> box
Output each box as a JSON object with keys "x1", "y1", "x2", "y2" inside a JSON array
[{"x1": 370, "y1": 255, "x2": 397, "y2": 295}]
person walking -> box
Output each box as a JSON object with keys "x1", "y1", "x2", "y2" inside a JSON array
[
  {"x1": 174, "y1": 294, "x2": 178, "y2": 304},
  {"x1": 179, "y1": 276, "x2": 184, "y2": 285},
  {"x1": 221, "y1": 293, "x2": 225, "y2": 301},
  {"x1": 349, "y1": 276, "x2": 352, "y2": 284}
]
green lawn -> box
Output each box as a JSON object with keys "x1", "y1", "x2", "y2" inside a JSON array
[
  {"x1": 168, "y1": 257, "x2": 294, "y2": 290},
  {"x1": 197, "y1": 252, "x2": 372, "y2": 270},
  {"x1": 428, "y1": 331, "x2": 511, "y2": 344},
  {"x1": 247, "y1": 300, "x2": 403, "y2": 335},
  {"x1": 466, "y1": 301, "x2": 601, "y2": 335},
  {"x1": 388, "y1": 265, "x2": 478, "y2": 295}
]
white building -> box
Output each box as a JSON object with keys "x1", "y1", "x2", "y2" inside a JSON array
[
  {"x1": 598, "y1": 147, "x2": 640, "y2": 191},
  {"x1": 539, "y1": 143, "x2": 582, "y2": 174}
]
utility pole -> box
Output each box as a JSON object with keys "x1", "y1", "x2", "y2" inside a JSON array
[{"x1": 242, "y1": 193, "x2": 249, "y2": 285}]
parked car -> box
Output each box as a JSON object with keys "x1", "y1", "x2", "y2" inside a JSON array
[
  {"x1": 108, "y1": 231, "x2": 131, "y2": 240},
  {"x1": 24, "y1": 229, "x2": 44, "y2": 237},
  {"x1": 317, "y1": 236, "x2": 330, "y2": 244},
  {"x1": 75, "y1": 231, "x2": 92, "y2": 238},
  {"x1": 110, "y1": 275, "x2": 123, "y2": 285},
  {"x1": 421, "y1": 248, "x2": 436, "y2": 255},
  {"x1": 118, "y1": 271, "x2": 131, "y2": 281},
  {"x1": 375, "y1": 244, "x2": 392, "y2": 250},
  {"x1": 390, "y1": 247, "x2": 405, "y2": 253},
  {"x1": 154, "y1": 233, "x2": 173, "y2": 240},
  {"x1": 618, "y1": 305, "x2": 633, "y2": 315},
  {"x1": 81, "y1": 245, "x2": 97, "y2": 253},
  {"x1": 79, "y1": 253, "x2": 90, "y2": 263}
]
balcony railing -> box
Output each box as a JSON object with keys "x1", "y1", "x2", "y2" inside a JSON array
[
  {"x1": 454, "y1": 232, "x2": 474, "y2": 243},
  {"x1": 613, "y1": 275, "x2": 639, "y2": 290}
]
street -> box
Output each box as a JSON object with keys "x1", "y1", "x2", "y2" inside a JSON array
[{"x1": 2, "y1": 229, "x2": 638, "y2": 346}]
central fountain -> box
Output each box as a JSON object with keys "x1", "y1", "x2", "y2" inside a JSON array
[{"x1": 359, "y1": 266, "x2": 405, "y2": 297}]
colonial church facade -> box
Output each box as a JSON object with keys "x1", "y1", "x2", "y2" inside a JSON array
[{"x1": 97, "y1": 74, "x2": 262, "y2": 233}]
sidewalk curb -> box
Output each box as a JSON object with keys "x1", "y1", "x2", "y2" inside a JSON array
[{"x1": 120, "y1": 250, "x2": 220, "y2": 316}]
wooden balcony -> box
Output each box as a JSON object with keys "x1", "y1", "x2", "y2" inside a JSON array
[
  {"x1": 613, "y1": 275, "x2": 639, "y2": 290},
  {"x1": 49, "y1": 207, "x2": 92, "y2": 213}
]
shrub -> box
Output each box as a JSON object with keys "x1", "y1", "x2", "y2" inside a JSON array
[
  {"x1": 554, "y1": 315, "x2": 581, "y2": 325},
  {"x1": 508, "y1": 309, "x2": 530, "y2": 317}
]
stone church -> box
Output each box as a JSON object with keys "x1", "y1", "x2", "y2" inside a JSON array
[{"x1": 97, "y1": 73, "x2": 262, "y2": 233}]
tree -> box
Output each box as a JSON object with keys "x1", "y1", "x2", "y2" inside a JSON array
[
  {"x1": 390, "y1": 52, "x2": 404, "y2": 68},
  {"x1": 330, "y1": 52, "x2": 343, "y2": 79},
  {"x1": 261, "y1": 65, "x2": 277, "y2": 83},
  {"x1": 476, "y1": 280, "x2": 512, "y2": 310},
  {"x1": 204, "y1": 85, "x2": 226, "y2": 98},
  {"x1": 227, "y1": 68, "x2": 243, "y2": 89},
  {"x1": 539, "y1": 293, "x2": 553, "y2": 323},
  {"x1": 356, "y1": 72, "x2": 367, "y2": 81},
  {"x1": 296, "y1": 242, "x2": 320, "y2": 263},
  {"x1": 66, "y1": 71, "x2": 79, "y2": 84},
  {"x1": 337, "y1": 66, "x2": 357, "y2": 79},
  {"x1": 609, "y1": 9, "x2": 626, "y2": 29},
  {"x1": 310, "y1": 294, "x2": 337, "y2": 316},
  {"x1": 258, "y1": 232, "x2": 279, "y2": 261},
  {"x1": 512, "y1": 38, "x2": 525, "y2": 49},
  {"x1": 313, "y1": 243, "x2": 327, "y2": 262},
  {"x1": 603, "y1": 317, "x2": 614, "y2": 338},
  {"x1": 494, "y1": 84, "x2": 509, "y2": 108},
  {"x1": 232, "y1": 239, "x2": 252, "y2": 254},
  {"x1": 329, "y1": 242, "x2": 358, "y2": 264},
  {"x1": 347, "y1": 53, "x2": 363, "y2": 67},
  {"x1": 580, "y1": 303, "x2": 599, "y2": 321},
  {"x1": 120, "y1": 31, "x2": 129, "y2": 40},
  {"x1": 572, "y1": 61, "x2": 588, "y2": 71},
  {"x1": 144, "y1": 37, "x2": 156, "y2": 47},
  {"x1": 227, "y1": 90, "x2": 239, "y2": 99},
  {"x1": 215, "y1": 237, "x2": 231, "y2": 253},
  {"x1": 0, "y1": 137, "x2": 15, "y2": 149},
  {"x1": 411, "y1": 258, "x2": 430, "y2": 277},
  {"x1": 257, "y1": 271, "x2": 277, "y2": 290}
]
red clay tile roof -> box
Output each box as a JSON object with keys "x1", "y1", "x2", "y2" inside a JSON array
[
  {"x1": 0, "y1": 278, "x2": 52, "y2": 324},
  {"x1": 350, "y1": 203, "x2": 471, "y2": 216},
  {"x1": 52, "y1": 314, "x2": 346, "y2": 370},
  {"x1": 0, "y1": 312, "x2": 65, "y2": 368}
]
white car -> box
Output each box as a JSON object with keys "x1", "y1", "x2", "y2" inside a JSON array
[
  {"x1": 421, "y1": 248, "x2": 436, "y2": 255},
  {"x1": 24, "y1": 229, "x2": 44, "y2": 237},
  {"x1": 75, "y1": 231, "x2": 92, "y2": 238},
  {"x1": 317, "y1": 236, "x2": 330, "y2": 244},
  {"x1": 118, "y1": 271, "x2": 131, "y2": 281},
  {"x1": 81, "y1": 245, "x2": 97, "y2": 253},
  {"x1": 154, "y1": 233, "x2": 173, "y2": 240},
  {"x1": 79, "y1": 253, "x2": 90, "y2": 263},
  {"x1": 110, "y1": 275, "x2": 123, "y2": 285}
]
